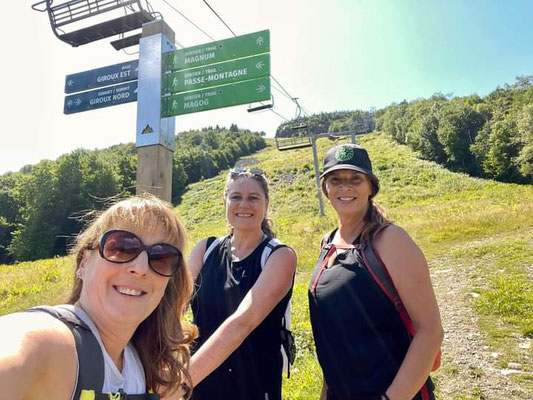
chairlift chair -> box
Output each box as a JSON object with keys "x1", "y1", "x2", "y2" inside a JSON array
[
  {"x1": 275, "y1": 123, "x2": 312, "y2": 151},
  {"x1": 31, "y1": 0, "x2": 157, "y2": 48}
]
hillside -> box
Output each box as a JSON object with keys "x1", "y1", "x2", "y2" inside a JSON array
[{"x1": 1, "y1": 131, "x2": 532, "y2": 399}]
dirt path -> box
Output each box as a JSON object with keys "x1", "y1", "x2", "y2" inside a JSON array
[{"x1": 432, "y1": 257, "x2": 531, "y2": 399}]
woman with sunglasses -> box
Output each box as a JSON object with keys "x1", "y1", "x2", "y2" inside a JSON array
[
  {"x1": 309, "y1": 144, "x2": 443, "y2": 400},
  {"x1": 0, "y1": 195, "x2": 196, "y2": 399},
  {"x1": 183, "y1": 168, "x2": 297, "y2": 400}
]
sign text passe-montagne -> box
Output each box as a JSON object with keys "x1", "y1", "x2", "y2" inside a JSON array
[{"x1": 164, "y1": 53, "x2": 269, "y2": 94}]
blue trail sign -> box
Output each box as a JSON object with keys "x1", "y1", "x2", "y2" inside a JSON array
[
  {"x1": 65, "y1": 60, "x2": 139, "y2": 94},
  {"x1": 64, "y1": 81, "x2": 138, "y2": 114}
]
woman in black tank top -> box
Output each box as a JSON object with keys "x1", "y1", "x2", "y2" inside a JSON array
[
  {"x1": 309, "y1": 144, "x2": 443, "y2": 400},
  {"x1": 185, "y1": 168, "x2": 297, "y2": 400}
]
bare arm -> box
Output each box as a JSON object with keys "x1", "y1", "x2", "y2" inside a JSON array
[
  {"x1": 187, "y1": 247, "x2": 296, "y2": 388},
  {"x1": 187, "y1": 238, "x2": 209, "y2": 281},
  {"x1": 0, "y1": 312, "x2": 77, "y2": 400},
  {"x1": 374, "y1": 226, "x2": 444, "y2": 400}
]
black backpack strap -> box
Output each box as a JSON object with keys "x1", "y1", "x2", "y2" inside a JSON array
[
  {"x1": 26, "y1": 305, "x2": 105, "y2": 399},
  {"x1": 361, "y1": 241, "x2": 402, "y2": 309},
  {"x1": 319, "y1": 229, "x2": 337, "y2": 250}
]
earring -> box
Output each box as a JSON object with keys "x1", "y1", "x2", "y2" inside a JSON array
[{"x1": 76, "y1": 270, "x2": 83, "y2": 280}]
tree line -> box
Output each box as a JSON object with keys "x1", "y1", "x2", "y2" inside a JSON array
[
  {"x1": 0, "y1": 126, "x2": 265, "y2": 264},
  {"x1": 276, "y1": 110, "x2": 375, "y2": 137},
  {"x1": 374, "y1": 76, "x2": 533, "y2": 183}
]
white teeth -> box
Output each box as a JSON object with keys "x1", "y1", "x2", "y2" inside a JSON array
[
  {"x1": 339, "y1": 197, "x2": 355, "y2": 201},
  {"x1": 236, "y1": 213, "x2": 252, "y2": 217},
  {"x1": 115, "y1": 286, "x2": 143, "y2": 296}
]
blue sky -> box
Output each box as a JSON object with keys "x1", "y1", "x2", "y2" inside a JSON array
[{"x1": 1, "y1": 0, "x2": 532, "y2": 173}]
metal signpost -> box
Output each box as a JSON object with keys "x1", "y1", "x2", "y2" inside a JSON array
[{"x1": 58, "y1": 20, "x2": 271, "y2": 201}]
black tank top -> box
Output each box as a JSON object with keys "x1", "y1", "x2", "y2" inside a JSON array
[
  {"x1": 308, "y1": 231, "x2": 434, "y2": 400},
  {"x1": 191, "y1": 236, "x2": 293, "y2": 400}
]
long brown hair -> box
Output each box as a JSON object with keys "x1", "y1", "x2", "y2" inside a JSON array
[
  {"x1": 69, "y1": 194, "x2": 197, "y2": 397},
  {"x1": 224, "y1": 170, "x2": 275, "y2": 238},
  {"x1": 321, "y1": 172, "x2": 390, "y2": 242}
]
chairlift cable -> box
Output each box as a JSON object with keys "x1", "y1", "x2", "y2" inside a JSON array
[
  {"x1": 162, "y1": 0, "x2": 215, "y2": 41},
  {"x1": 201, "y1": 0, "x2": 237, "y2": 37},
  {"x1": 271, "y1": 85, "x2": 294, "y2": 102},
  {"x1": 268, "y1": 108, "x2": 290, "y2": 121},
  {"x1": 198, "y1": 0, "x2": 311, "y2": 117}
]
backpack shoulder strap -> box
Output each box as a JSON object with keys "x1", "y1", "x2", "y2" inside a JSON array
[
  {"x1": 260, "y1": 237, "x2": 287, "y2": 268},
  {"x1": 362, "y1": 240, "x2": 400, "y2": 307},
  {"x1": 361, "y1": 231, "x2": 416, "y2": 336},
  {"x1": 320, "y1": 229, "x2": 337, "y2": 250},
  {"x1": 202, "y1": 236, "x2": 226, "y2": 263},
  {"x1": 26, "y1": 305, "x2": 105, "y2": 398}
]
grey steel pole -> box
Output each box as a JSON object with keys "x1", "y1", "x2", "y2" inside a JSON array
[
  {"x1": 350, "y1": 131, "x2": 356, "y2": 144},
  {"x1": 135, "y1": 20, "x2": 176, "y2": 201},
  {"x1": 311, "y1": 136, "x2": 325, "y2": 217}
]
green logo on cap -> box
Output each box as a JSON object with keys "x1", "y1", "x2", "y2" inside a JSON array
[{"x1": 335, "y1": 146, "x2": 354, "y2": 162}]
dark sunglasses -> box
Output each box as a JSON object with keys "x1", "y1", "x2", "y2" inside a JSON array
[
  {"x1": 89, "y1": 229, "x2": 183, "y2": 277},
  {"x1": 230, "y1": 167, "x2": 265, "y2": 177}
]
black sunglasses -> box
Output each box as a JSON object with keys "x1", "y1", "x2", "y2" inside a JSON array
[{"x1": 90, "y1": 229, "x2": 183, "y2": 277}]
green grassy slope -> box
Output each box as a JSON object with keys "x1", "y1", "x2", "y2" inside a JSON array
[{"x1": 1, "y1": 131, "x2": 532, "y2": 398}]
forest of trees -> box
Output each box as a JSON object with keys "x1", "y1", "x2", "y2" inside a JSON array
[
  {"x1": 1, "y1": 76, "x2": 531, "y2": 265},
  {"x1": 375, "y1": 76, "x2": 533, "y2": 183},
  {"x1": 276, "y1": 110, "x2": 375, "y2": 137},
  {"x1": 0, "y1": 126, "x2": 265, "y2": 264}
]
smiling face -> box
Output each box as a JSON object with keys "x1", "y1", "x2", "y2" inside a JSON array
[
  {"x1": 323, "y1": 169, "x2": 373, "y2": 218},
  {"x1": 77, "y1": 226, "x2": 171, "y2": 329},
  {"x1": 224, "y1": 177, "x2": 268, "y2": 232}
]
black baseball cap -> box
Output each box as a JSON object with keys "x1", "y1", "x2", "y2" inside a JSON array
[{"x1": 320, "y1": 144, "x2": 380, "y2": 195}]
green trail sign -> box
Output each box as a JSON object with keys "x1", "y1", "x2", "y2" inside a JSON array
[
  {"x1": 164, "y1": 54, "x2": 269, "y2": 94},
  {"x1": 162, "y1": 77, "x2": 270, "y2": 117},
  {"x1": 165, "y1": 30, "x2": 270, "y2": 71}
]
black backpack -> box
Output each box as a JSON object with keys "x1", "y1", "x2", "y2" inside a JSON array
[{"x1": 26, "y1": 305, "x2": 160, "y2": 400}]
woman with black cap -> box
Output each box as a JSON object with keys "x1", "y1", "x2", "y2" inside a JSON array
[{"x1": 309, "y1": 144, "x2": 443, "y2": 400}]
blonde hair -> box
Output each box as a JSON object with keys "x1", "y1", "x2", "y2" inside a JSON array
[
  {"x1": 224, "y1": 171, "x2": 275, "y2": 238},
  {"x1": 321, "y1": 172, "x2": 390, "y2": 242},
  {"x1": 69, "y1": 194, "x2": 197, "y2": 397}
]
